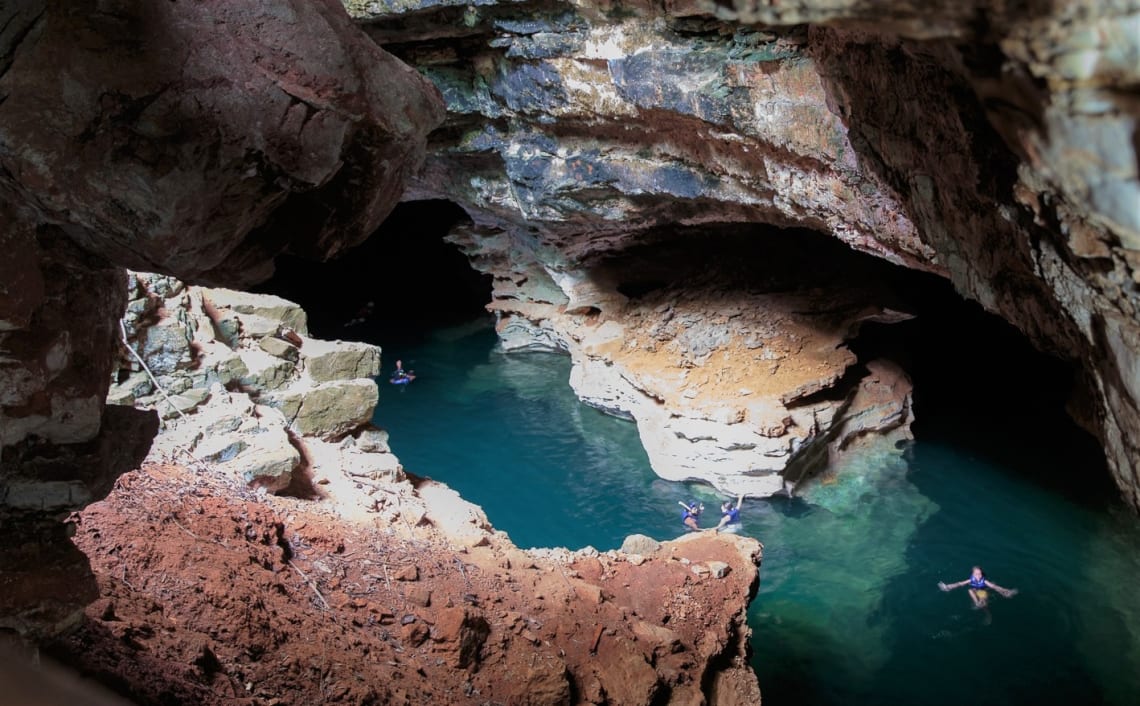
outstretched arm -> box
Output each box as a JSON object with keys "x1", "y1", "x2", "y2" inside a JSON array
[
  {"x1": 985, "y1": 580, "x2": 1017, "y2": 598},
  {"x1": 940, "y1": 579, "x2": 969, "y2": 591},
  {"x1": 737, "y1": 492, "x2": 745, "y2": 509}
]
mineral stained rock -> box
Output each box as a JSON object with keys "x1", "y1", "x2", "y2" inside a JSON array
[
  {"x1": 46, "y1": 459, "x2": 763, "y2": 706},
  {"x1": 350, "y1": 0, "x2": 1140, "y2": 508}
]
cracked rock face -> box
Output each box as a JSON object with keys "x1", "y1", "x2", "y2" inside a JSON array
[
  {"x1": 114, "y1": 273, "x2": 395, "y2": 495},
  {"x1": 350, "y1": 0, "x2": 1140, "y2": 507},
  {"x1": 1, "y1": 0, "x2": 443, "y2": 534}
]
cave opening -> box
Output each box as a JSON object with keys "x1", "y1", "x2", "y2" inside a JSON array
[
  {"x1": 256, "y1": 200, "x2": 492, "y2": 345},
  {"x1": 589, "y1": 222, "x2": 1111, "y2": 502}
]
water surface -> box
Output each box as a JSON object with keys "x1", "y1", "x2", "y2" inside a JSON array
[{"x1": 372, "y1": 319, "x2": 1140, "y2": 706}]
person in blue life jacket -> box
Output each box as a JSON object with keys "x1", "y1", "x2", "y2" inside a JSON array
[
  {"x1": 939, "y1": 566, "x2": 1017, "y2": 608},
  {"x1": 391, "y1": 359, "x2": 412, "y2": 382},
  {"x1": 714, "y1": 493, "x2": 746, "y2": 533},
  {"x1": 679, "y1": 501, "x2": 704, "y2": 531}
]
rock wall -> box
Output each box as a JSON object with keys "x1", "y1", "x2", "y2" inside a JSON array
[
  {"x1": 114, "y1": 272, "x2": 402, "y2": 502},
  {"x1": 1, "y1": 0, "x2": 443, "y2": 536},
  {"x1": 348, "y1": 0, "x2": 1140, "y2": 508}
]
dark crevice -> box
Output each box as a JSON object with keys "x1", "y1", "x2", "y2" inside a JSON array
[{"x1": 255, "y1": 200, "x2": 492, "y2": 346}]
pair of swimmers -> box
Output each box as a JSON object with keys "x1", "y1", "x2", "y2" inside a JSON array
[{"x1": 680, "y1": 493, "x2": 744, "y2": 533}]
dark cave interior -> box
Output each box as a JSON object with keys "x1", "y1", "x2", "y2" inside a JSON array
[{"x1": 257, "y1": 205, "x2": 1110, "y2": 502}]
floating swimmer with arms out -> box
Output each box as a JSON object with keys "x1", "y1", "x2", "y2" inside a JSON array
[{"x1": 939, "y1": 566, "x2": 1018, "y2": 609}]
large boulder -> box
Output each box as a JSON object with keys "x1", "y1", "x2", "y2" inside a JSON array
[
  {"x1": 292, "y1": 379, "x2": 379, "y2": 439},
  {"x1": 301, "y1": 338, "x2": 382, "y2": 382},
  {"x1": 0, "y1": 0, "x2": 445, "y2": 287}
]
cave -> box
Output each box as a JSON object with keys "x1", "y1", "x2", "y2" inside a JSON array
[
  {"x1": 2, "y1": 1, "x2": 1138, "y2": 704},
  {"x1": 257, "y1": 199, "x2": 491, "y2": 344},
  {"x1": 588, "y1": 221, "x2": 1111, "y2": 497}
]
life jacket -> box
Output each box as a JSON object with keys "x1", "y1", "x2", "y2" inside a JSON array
[
  {"x1": 723, "y1": 507, "x2": 740, "y2": 523},
  {"x1": 969, "y1": 575, "x2": 987, "y2": 589}
]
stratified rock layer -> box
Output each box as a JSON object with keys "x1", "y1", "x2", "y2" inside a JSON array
[
  {"x1": 351, "y1": 0, "x2": 1140, "y2": 508},
  {"x1": 114, "y1": 273, "x2": 395, "y2": 495}
]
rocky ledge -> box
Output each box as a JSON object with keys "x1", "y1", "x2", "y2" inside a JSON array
[
  {"x1": 452, "y1": 225, "x2": 916, "y2": 496},
  {"x1": 110, "y1": 271, "x2": 400, "y2": 501},
  {"x1": 43, "y1": 460, "x2": 762, "y2": 706}
]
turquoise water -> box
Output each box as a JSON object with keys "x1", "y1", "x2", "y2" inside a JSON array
[{"x1": 372, "y1": 320, "x2": 1140, "y2": 706}]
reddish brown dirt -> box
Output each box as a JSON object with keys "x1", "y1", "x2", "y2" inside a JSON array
[{"x1": 45, "y1": 463, "x2": 762, "y2": 705}]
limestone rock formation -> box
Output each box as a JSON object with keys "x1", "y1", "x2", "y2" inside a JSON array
[
  {"x1": 114, "y1": 273, "x2": 393, "y2": 494},
  {"x1": 0, "y1": 0, "x2": 444, "y2": 287},
  {"x1": 349, "y1": 0, "x2": 1140, "y2": 507}
]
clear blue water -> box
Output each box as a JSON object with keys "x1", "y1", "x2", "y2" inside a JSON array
[{"x1": 372, "y1": 319, "x2": 1140, "y2": 706}]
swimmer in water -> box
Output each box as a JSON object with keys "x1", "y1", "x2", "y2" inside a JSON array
[
  {"x1": 939, "y1": 566, "x2": 1018, "y2": 608},
  {"x1": 679, "y1": 501, "x2": 704, "y2": 531},
  {"x1": 714, "y1": 493, "x2": 745, "y2": 533}
]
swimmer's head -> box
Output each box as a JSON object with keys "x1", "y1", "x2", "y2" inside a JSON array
[
  {"x1": 721, "y1": 501, "x2": 731, "y2": 511},
  {"x1": 972, "y1": 566, "x2": 984, "y2": 579}
]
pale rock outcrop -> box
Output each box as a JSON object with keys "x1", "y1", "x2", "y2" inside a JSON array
[
  {"x1": 290, "y1": 379, "x2": 380, "y2": 439},
  {"x1": 302, "y1": 338, "x2": 385, "y2": 383},
  {"x1": 451, "y1": 224, "x2": 916, "y2": 495},
  {"x1": 112, "y1": 273, "x2": 391, "y2": 493}
]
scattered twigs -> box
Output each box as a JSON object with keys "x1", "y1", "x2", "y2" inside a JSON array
[
  {"x1": 589, "y1": 625, "x2": 604, "y2": 654},
  {"x1": 289, "y1": 560, "x2": 330, "y2": 611},
  {"x1": 170, "y1": 516, "x2": 200, "y2": 540}
]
